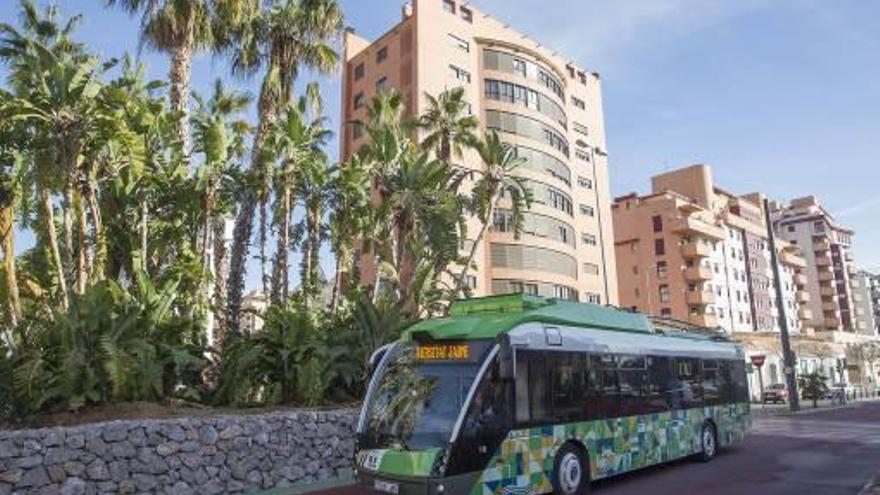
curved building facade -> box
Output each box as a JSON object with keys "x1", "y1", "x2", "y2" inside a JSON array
[{"x1": 341, "y1": 0, "x2": 618, "y2": 305}]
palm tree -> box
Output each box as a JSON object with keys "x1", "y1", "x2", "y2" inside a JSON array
[
  {"x1": 0, "y1": 98, "x2": 23, "y2": 328},
  {"x1": 106, "y1": 0, "x2": 215, "y2": 152},
  {"x1": 417, "y1": 87, "x2": 477, "y2": 163},
  {"x1": 224, "y1": 0, "x2": 342, "y2": 338},
  {"x1": 295, "y1": 150, "x2": 330, "y2": 311},
  {"x1": 191, "y1": 79, "x2": 251, "y2": 344},
  {"x1": 456, "y1": 132, "x2": 532, "y2": 295},
  {"x1": 327, "y1": 154, "x2": 370, "y2": 311},
  {"x1": 268, "y1": 86, "x2": 331, "y2": 304}
]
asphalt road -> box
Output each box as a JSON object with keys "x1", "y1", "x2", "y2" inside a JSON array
[{"x1": 305, "y1": 401, "x2": 880, "y2": 495}]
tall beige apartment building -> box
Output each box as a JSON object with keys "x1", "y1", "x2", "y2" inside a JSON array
[
  {"x1": 340, "y1": 0, "x2": 617, "y2": 304},
  {"x1": 612, "y1": 165, "x2": 811, "y2": 335},
  {"x1": 770, "y1": 197, "x2": 872, "y2": 335}
]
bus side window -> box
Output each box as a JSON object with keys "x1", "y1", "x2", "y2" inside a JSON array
[
  {"x1": 673, "y1": 358, "x2": 703, "y2": 409},
  {"x1": 646, "y1": 356, "x2": 672, "y2": 413},
  {"x1": 548, "y1": 352, "x2": 590, "y2": 422},
  {"x1": 514, "y1": 350, "x2": 530, "y2": 425},
  {"x1": 599, "y1": 354, "x2": 621, "y2": 418},
  {"x1": 726, "y1": 359, "x2": 750, "y2": 403},
  {"x1": 702, "y1": 359, "x2": 721, "y2": 405}
]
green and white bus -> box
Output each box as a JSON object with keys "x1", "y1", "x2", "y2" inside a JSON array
[{"x1": 356, "y1": 295, "x2": 751, "y2": 495}]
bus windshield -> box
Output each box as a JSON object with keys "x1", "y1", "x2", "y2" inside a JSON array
[{"x1": 360, "y1": 342, "x2": 485, "y2": 451}]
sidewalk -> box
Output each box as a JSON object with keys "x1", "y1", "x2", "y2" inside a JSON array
[
  {"x1": 751, "y1": 395, "x2": 880, "y2": 417},
  {"x1": 246, "y1": 471, "x2": 354, "y2": 495}
]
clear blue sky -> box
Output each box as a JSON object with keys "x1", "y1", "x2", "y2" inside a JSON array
[{"x1": 3, "y1": 0, "x2": 879, "y2": 291}]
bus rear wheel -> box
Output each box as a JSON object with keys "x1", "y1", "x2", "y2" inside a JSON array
[
  {"x1": 552, "y1": 443, "x2": 589, "y2": 495},
  {"x1": 698, "y1": 422, "x2": 718, "y2": 462}
]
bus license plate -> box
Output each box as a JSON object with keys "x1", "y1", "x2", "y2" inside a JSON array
[{"x1": 374, "y1": 480, "x2": 399, "y2": 494}]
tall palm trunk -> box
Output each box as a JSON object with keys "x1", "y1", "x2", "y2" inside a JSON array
[
  {"x1": 0, "y1": 204, "x2": 20, "y2": 327},
  {"x1": 212, "y1": 216, "x2": 229, "y2": 349},
  {"x1": 62, "y1": 183, "x2": 75, "y2": 292},
  {"x1": 40, "y1": 185, "x2": 68, "y2": 309},
  {"x1": 299, "y1": 200, "x2": 322, "y2": 310},
  {"x1": 169, "y1": 26, "x2": 194, "y2": 157},
  {"x1": 227, "y1": 82, "x2": 279, "y2": 338},
  {"x1": 271, "y1": 183, "x2": 292, "y2": 304},
  {"x1": 84, "y1": 178, "x2": 105, "y2": 282},
  {"x1": 74, "y1": 190, "x2": 88, "y2": 294},
  {"x1": 458, "y1": 191, "x2": 500, "y2": 294},
  {"x1": 259, "y1": 200, "x2": 270, "y2": 297},
  {"x1": 140, "y1": 197, "x2": 148, "y2": 270}
]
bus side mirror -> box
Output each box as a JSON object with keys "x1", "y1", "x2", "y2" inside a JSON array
[
  {"x1": 368, "y1": 344, "x2": 391, "y2": 377},
  {"x1": 499, "y1": 344, "x2": 514, "y2": 381}
]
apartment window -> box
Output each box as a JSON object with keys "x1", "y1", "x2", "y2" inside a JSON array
[
  {"x1": 586, "y1": 293, "x2": 601, "y2": 304},
  {"x1": 583, "y1": 262, "x2": 599, "y2": 275},
  {"x1": 787, "y1": 224, "x2": 795, "y2": 233},
  {"x1": 465, "y1": 275, "x2": 477, "y2": 290},
  {"x1": 354, "y1": 63, "x2": 365, "y2": 81},
  {"x1": 578, "y1": 176, "x2": 593, "y2": 189},
  {"x1": 575, "y1": 149, "x2": 590, "y2": 162},
  {"x1": 459, "y1": 6, "x2": 473, "y2": 22},
  {"x1": 449, "y1": 33, "x2": 470, "y2": 52},
  {"x1": 573, "y1": 122, "x2": 589, "y2": 136},
  {"x1": 582, "y1": 233, "x2": 597, "y2": 246},
  {"x1": 652, "y1": 215, "x2": 663, "y2": 233},
  {"x1": 352, "y1": 122, "x2": 364, "y2": 140},
  {"x1": 657, "y1": 261, "x2": 668, "y2": 280},
  {"x1": 661, "y1": 308, "x2": 672, "y2": 317},
  {"x1": 572, "y1": 96, "x2": 586, "y2": 110},
  {"x1": 659, "y1": 285, "x2": 671, "y2": 303},
  {"x1": 449, "y1": 65, "x2": 471, "y2": 83},
  {"x1": 524, "y1": 283, "x2": 539, "y2": 295},
  {"x1": 579, "y1": 204, "x2": 594, "y2": 217},
  {"x1": 375, "y1": 76, "x2": 388, "y2": 92},
  {"x1": 513, "y1": 58, "x2": 527, "y2": 77},
  {"x1": 443, "y1": 0, "x2": 456, "y2": 13},
  {"x1": 655, "y1": 238, "x2": 666, "y2": 256},
  {"x1": 353, "y1": 92, "x2": 365, "y2": 109},
  {"x1": 376, "y1": 46, "x2": 388, "y2": 63}
]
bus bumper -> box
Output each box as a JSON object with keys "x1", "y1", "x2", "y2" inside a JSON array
[{"x1": 356, "y1": 471, "x2": 481, "y2": 495}]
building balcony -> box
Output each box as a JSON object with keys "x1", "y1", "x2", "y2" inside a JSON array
[
  {"x1": 689, "y1": 313, "x2": 719, "y2": 328},
  {"x1": 779, "y1": 249, "x2": 807, "y2": 268},
  {"x1": 815, "y1": 254, "x2": 832, "y2": 267},
  {"x1": 845, "y1": 251, "x2": 853, "y2": 262},
  {"x1": 825, "y1": 316, "x2": 842, "y2": 329},
  {"x1": 820, "y1": 286, "x2": 836, "y2": 298},
  {"x1": 853, "y1": 293, "x2": 863, "y2": 303},
  {"x1": 798, "y1": 307, "x2": 813, "y2": 320},
  {"x1": 681, "y1": 241, "x2": 712, "y2": 259},
  {"x1": 848, "y1": 264, "x2": 857, "y2": 275},
  {"x1": 822, "y1": 301, "x2": 838, "y2": 312},
  {"x1": 686, "y1": 290, "x2": 717, "y2": 305},
  {"x1": 793, "y1": 273, "x2": 808, "y2": 285},
  {"x1": 814, "y1": 239, "x2": 831, "y2": 252},
  {"x1": 818, "y1": 271, "x2": 835, "y2": 282},
  {"x1": 672, "y1": 217, "x2": 725, "y2": 240},
  {"x1": 684, "y1": 266, "x2": 713, "y2": 281},
  {"x1": 796, "y1": 291, "x2": 810, "y2": 303}
]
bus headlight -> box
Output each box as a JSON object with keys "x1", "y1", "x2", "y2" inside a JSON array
[{"x1": 436, "y1": 484, "x2": 445, "y2": 493}]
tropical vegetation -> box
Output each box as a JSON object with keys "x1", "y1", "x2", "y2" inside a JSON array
[{"x1": 0, "y1": 0, "x2": 530, "y2": 421}]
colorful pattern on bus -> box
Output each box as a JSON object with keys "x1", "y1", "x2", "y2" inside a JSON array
[{"x1": 471, "y1": 402, "x2": 750, "y2": 495}]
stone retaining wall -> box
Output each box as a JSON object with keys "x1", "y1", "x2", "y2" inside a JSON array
[{"x1": 0, "y1": 409, "x2": 359, "y2": 495}]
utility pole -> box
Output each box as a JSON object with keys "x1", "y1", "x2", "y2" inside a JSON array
[{"x1": 764, "y1": 198, "x2": 800, "y2": 412}]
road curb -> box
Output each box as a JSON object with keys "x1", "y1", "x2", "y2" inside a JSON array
[{"x1": 753, "y1": 398, "x2": 880, "y2": 418}]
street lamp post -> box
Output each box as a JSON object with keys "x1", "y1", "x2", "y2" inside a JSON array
[{"x1": 764, "y1": 198, "x2": 800, "y2": 413}]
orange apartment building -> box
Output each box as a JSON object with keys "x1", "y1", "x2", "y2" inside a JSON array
[
  {"x1": 612, "y1": 164, "x2": 811, "y2": 335},
  {"x1": 340, "y1": 0, "x2": 617, "y2": 304},
  {"x1": 771, "y1": 196, "x2": 874, "y2": 336}
]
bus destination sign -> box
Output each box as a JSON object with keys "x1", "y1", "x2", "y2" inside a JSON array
[{"x1": 416, "y1": 343, "x2": 470, "y2": 361}]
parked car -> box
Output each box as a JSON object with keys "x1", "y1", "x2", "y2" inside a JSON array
[
  {"x1": 762, "y1": 383, "x2": 788, "y2": 404},
  {"x1": 802, "y1": 387, "x2": 832, "y2": 400}
]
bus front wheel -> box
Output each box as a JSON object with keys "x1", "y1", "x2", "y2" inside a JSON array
[
  {"x1": 552, "y1": 443, "x2": 589, "y2": 495},
  {"x1": 698, "y1": 422, "x2": 718, "y2": 462}
]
